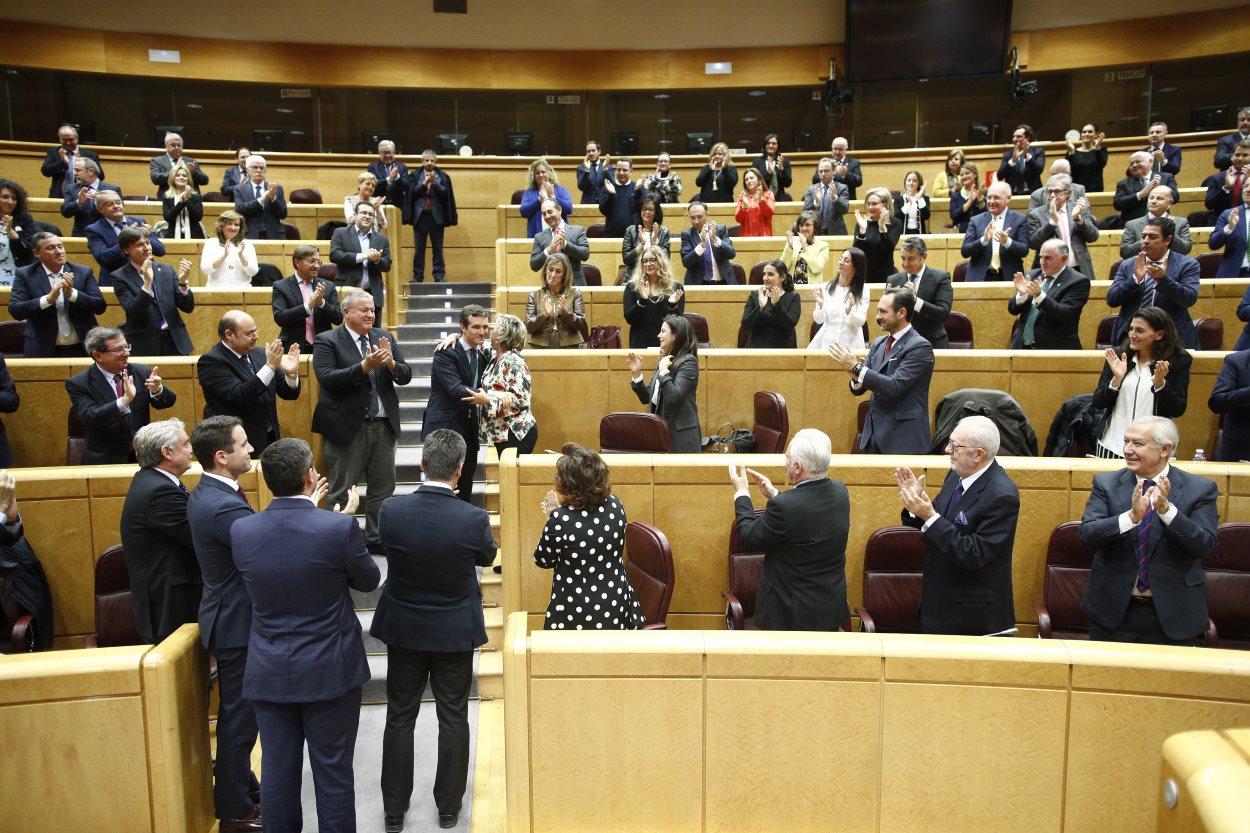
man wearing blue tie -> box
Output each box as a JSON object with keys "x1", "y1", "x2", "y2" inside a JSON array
[
  {"x1": 801, "y1": 159, "x2": 850, "y2": 235},
  {"x1": 1107, "y1": 217, "x2": 1200, "y2": 348}
]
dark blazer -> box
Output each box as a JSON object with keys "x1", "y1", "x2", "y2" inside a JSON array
[
  {"x1": 9, "y1": 261, "x2": 106, "y2": 356},
  {"x1": 598, "y1": 181, "x2": 639, "y2": 237},
  {"x1": 1143, "y1": 143, "x2": 1183, "y2": 176},
  {"x1": 961, "y1": 210, "x2": 1029, "y2": 281},
  {"x1": 530, "y1": 225, "x2": 589, "y2": 286},
  {"x1": 734, "y1": 477, "x2": 850, "y2": 631},
  {"x1": 851, "y1": 327, "x2": 935, "y2": 454},
  {"x1": 366, "y1": 160, "x2": 409, "y2": 203},
  {"x1": 313, "y1": 324, "x2": 411, "y2": 447},
  {"x1": 885, "y1": 266, "x2": 952, "y2": 349},
  {"x1": 631, "y1": 353, "x2": 701, "y2": 453},
  {"x1": 621, "y1": 225, "x2": 672, "y2": 270},
  {"x1": 695, "y1": 163, "x2": 738, "y2": 203},
  {"x1": 397, "y1": 166, "x2": 458, "y2": 227},
  {"x1": 811, "y1": 156, "x2": 863, "y2": 200},
  {"x1": 40, "y1": 146, "x2": 103, "y2": 197},
  {"x1": 231, "y1": 497, "x2": 381, "y2": 702},
  {"x1": 996, "y1": 148, "x2": 1046, "y2": 195},
  {"x1": 220, "y1": 165, "x2": 247, "y2": 199},
  {"x1": 0, "y1": 357, "x2": 17, "y2": 468},
  {"x1": 1079, "y1": 466, "x2": 1219, "y2": 641},
  {"x1": 1092, "y1": 349, "x2": 1192, "y2": 443},
  {"x1": 149, "y1": 154, "x2": 209, "y2": 197},
  {"x1": 1214, "y1": 132, "x2": 1250, "y2": 171},
  {"x1": 1236, "y1": 284, "x2": 1250, "y2": 352},
  {"x1": 903, "y1": 461, "x2": 1019, "y2": 636},
  {"x1": 740, "y1": 290, "x2": 800, "y2": 348},
  {"x1": 371, "y1": 486, "x2": 497, "y2": 652},
  {"x1": 59, "y1": 181, "x2": 122, "y2": 236},
  {"x1": 329, "y1": 226, "x2": 392, "y2": 311},
  {"x1": 160, "y1": 192, "x2": 204, "y2": 238},
  {"x1": 1106, "y1": 254, "x2": 1200, "y2": 349},
  {"x1": 892, "y1": 194, "x2": 931, "y2": 235},
  {"x1": 853, "y1": 218, "x2": 903, "y2": 283},
  {"x1": 120, "y1": 467, "x2": 201, "y2": 644},
  {"x1": 679, "y1": 226, "x2": 737, "y2": 285},
  {"x1": 197, "y1": 343, "x2": 300, "y2": 457},
  {"x1": 65, "y1": 363, "x2": 175, "y2": 464},
  {"x1": 1209, "y1": 206, "x2": 1250, "y2": 278},
  {"x1": 233, "y1": 181, "x2": 288, "y2": 240},
  {"x1": 85, "y1": 217, "x2": 167, "y2": 280},
  {"x1": 186, "y1": 474, "x2": 254, "y2": 650},
  {"x1": 421, "y1": 338, "x2": 483, "y2": 442},
  {"x1": 1007, "y1": 266, "x2": 1091, "y2": 350},
  {"x1": 1203, "y1": 172, "x2": 1237, "y2": 214},
  {"x1": 110, "y1": 261, "x2": 196, "y2": 355},
  {"x1": 271, "y1": 274, "x2": 343, "y2": 351},
  {"x1": 1026, "y1": 203, "x2": 1099, "y2": 281},
  {"x1": 575, "y1": 161, "x2": 609, "y2": 204},
  {"x1": 1120, "y1": 213, "x2": 1193, "y2": 260},
  {"x1": 1210, "y1": 350, "x2": 1250, "y2": 462},
  {"x1": 751, "y1": 155, "x2": 793, "y2": 201},
  {"x1": 1113, "y1": 173, "x2": 1179, "y2": 224},
  {"x1": 801, "y1": 181, "x2": 850, "y2": 235},
  {"x1": 622, "y1": 282, "x2": 685, "y2": 349}
]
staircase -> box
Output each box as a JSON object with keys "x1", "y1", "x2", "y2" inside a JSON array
[{"x1": 350, "y1": 280, "x2": 504, "y2": 705}]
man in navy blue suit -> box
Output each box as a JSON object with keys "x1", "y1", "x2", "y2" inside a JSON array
[
  {"x1": 59, "y1": 158, "x2": 122, "y2": 236},
  {"x1": 40, "y1": 123, "x2": 104, "y2": 198},
  {"x1": 1208, "y1": 179, "x2": 1250, "y2": 278},
  {"x1": 1142, "y1": 122, "x2": 1182, "y2": 176},
  {"x1": 9, "y1": 232, "x2": 106, "y2": 357},
  {"x1": 680, "y1": 201, "x2": 738, "y2": 285},
  {"x1": 1210, "y1": 349, "x2": 1250, "y2": 462},
  {"x1": 396, "y1": 150, "x2": 457, "y2": 283},
  {"x1": 84, "y1": 191, "x2": 166, "y2": 282},
  {"x1": 373, "y1": 429, "x2": 497, "y2": 832},
  {"x1": 233, "y1": 154, "x2": 287, "y2": 240},
  {"x1": 1213, "y1": 107, "x2": 1250, "y2": 171},
  {"x1": 960, "y1": 182, "x2": 1029, "y2": 281},
  {"x1": 186, "y1": 416, "x2": 262, "y2": 832},
  {"x1": 1106, "y1": 217, "x2": 1201, "y2": 349},
  {"x1": 422, "y1": 304, "x2": 490, "y2": 503},
  {"x1": 231, "y1": 438, "x2": 376, "y2": 833},
  {"x1": 996, "y1": 124, "x2": 1046, "y2": 195}
]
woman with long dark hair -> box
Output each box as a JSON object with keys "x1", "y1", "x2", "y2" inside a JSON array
[
  {"x1": 809, "y1": 247, "x2": 869, "y2": 350},
  {"x1": 0, "y1": 179, "x2": 35, "y2": 284},
  {"x1": 740, "y1": 259, "x2": 801, "y2": 348},
  {"x1": 621, "y1": 195, "x2": 671, "y2": 272},
  {"x1": 626, "y1": 314, "x2": 701, "y2": 452},
  {"x1": 751, "y1": 133, "x2": 793, "y2": 200}
]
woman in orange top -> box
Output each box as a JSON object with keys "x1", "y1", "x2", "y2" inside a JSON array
[{"x1": 734, "y1": 167, "x2": 775, "y2": 236}]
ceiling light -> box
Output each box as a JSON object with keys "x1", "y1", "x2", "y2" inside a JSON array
[
  {"x1": 657, "y1": 139, "x2": 674, "y2": 145},
  {"x1": 748, "y1": 90, "x2": 766, "y2": 97},
  {"x1": 654, "y1": 93, "x2": 670, "y2": 100},
  {"x1": 657, "y1": 118, "x2": 672, "y2": 124},
  {"x1": 185, "y1": 103, "x2": 203, "y2": 110},
  {"x1": 741, "y1": 116, "x2": 758, "y2": 123},
  {"x1": 276, "y1": 107, "x2": 294, "y2": 114},
  {"x1": 704, "y1": 62, "x2": 732, "y2": 75}
]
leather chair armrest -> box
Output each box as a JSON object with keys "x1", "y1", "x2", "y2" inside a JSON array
[
  {"x1": 722, "y1": 591, "x2": 745, "y2": 630},
  {"x1": 643, "y1": 622, "x2": 668, "y2": 630},
  {"x1": 1204, "y1": 617, "x2": 1219, "y2": 647},
  {"x1": 9, "y1": 614, "x2": 34, "y2": 652},
  {"x1": 855, "y1": 606, "x2": 876, "y2": 633},
  {"x1": 1034, "y1": 602, "x2": 1053, "y2": 639}
]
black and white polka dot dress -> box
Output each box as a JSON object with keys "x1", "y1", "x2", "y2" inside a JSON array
[{"x1": 533, "y1": 495, "x2": 646, "y2": 630}]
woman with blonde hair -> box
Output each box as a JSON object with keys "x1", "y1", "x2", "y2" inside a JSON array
[
  {"x1": 623, "y1": 244, "x2": 684, "y2": 348},
  {"x1": 949, "y1": 163, "x2": 987, "y2": 233},
  {"x1": 525, "y1": 252, "x2": 585, "y2": 348},
  {"x1": 162, "y1": 161, "x2": 204, "y2": 239},
  {"x1": 695, "y1": 142, "x2": 738, "y2": 203},
  {"x1": 519, "y1": 158, "x2": 573, "y2": 237},
  {"x1": 344, "y1": 171, "x2": 388, "y2": 230},
  {"x1": 932, "y1": 148, "x2": 965, "y2": 198},
  {"x1": 853, "y1": 186, "x2": 902, "y2": 282},
  {"x1": 200, "y1": 210, "x2": 259, "y2": 286},
  {"x1": 781, "y1": 210, "x2": 830, "y2": 284},
  {"x1": 734, "y1": 167, "x2": 775, "y2": 236},
  {"x1": 461, "y1": 313, "x2": 539, "y2": 455}
]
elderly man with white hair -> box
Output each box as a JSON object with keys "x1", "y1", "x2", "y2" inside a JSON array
[
  {"x1": 728, "y1": 428, "x2": 851, "y2": 631},
  {"x1": 1028, "y1": 159, "x2": 1087, "y2": 211},
  {"x1": 234, "y1": 154, "x2": 288, "y2": 240},
  {"x1": 367, "y1": 139, "x2": 409, "y2": 204},
  {"x1": 809, "y1": 136, "x2": 862, "y2": 200},
  {"x1": 1079, "y1": 416, "x2": 1219, "y2": 645},
  {"x1": 895, "y1": 415, "x2": 1020, "y2": 636},
  {"x1": 1113, "y1": 151, "x2": 1179, "y2": 227},
  {"x1": 149, "y1": 132, "x2": 208, "y2": 198}
]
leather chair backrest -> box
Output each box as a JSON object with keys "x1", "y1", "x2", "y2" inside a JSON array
[
  {"x1": 945, "y1": 311, "x2": 974, "y2": 349},
  {"x1": 0, "y1": 320, "x2": 24, "y2": 356},
  {"x1": 1196, "y1": 252, "x2": 1222, "y2": 281},
  {"x1": 727, "y1": 508, "x2": 767, "y2": 615},
  {"x1": 852, "y1": 400, "x2": 869, "y2": 454},
  {"x1": 316, "y1": 219, "x2": 347, "y2": 240},
  {"x1": 202, "y1": 191, "x2": 228, "y2": 203},
  {"x1": 577, "y1": 325, "x2": 621, "y2": 349},
  {"x1": 280, "y1": 222, "x2": 300, "y2": 241},
  {"x1": 1208, "y1": 522, "x2": 1250, "y2": 644},
  {"x1": 66, "y1": 406, "x2": 86, "y2": 467},
  {"x1": 1107, "y1": 259, "x2": 1121, "y2": 281},
  {"x1": 861, "y1": 526, "x2": 925, "y2": 632},
  {"x1": 1096, "y1": 315, "x2": 1117, "y2": 350},
  {"x1": 317, "y1": 263, "x2": 338, "y2": 282},
  {"x1": 94, "y1": 545, "x2": 144, "y2": 647},
  {"x1": 730, "y1": 264, "x2": 745, "y2": 285},
  {"x1": 511, "y1": 190, "x2": 524, "y2": 205},
  {"x1": 752, "y1": 391, "x2": 789, "y2": 454},
  {"x1": 583, "y1": 264, "x2": 602, "y2": 287},
  {"x1": 600, "y1": 412, "x2": 671, "y2": 453},
  {"x1": 623, "y1": 521, "x2": 675, "y2": 627},
  {"x1": 952, "y1": 261, "x2": 968, "y2": 283},
  {"x1": 748, "y1": 262, "x2": 768, "y2": 285},
  {"x1": 683, "y1": 313, "x2": 711, "y2": 348},
  {"x1": 586, "y1": 223, "x2": 606, "y2": 238},
  {"x1": 727, "y1": 225, "x2": 741, "y2": 238},
  {"x1": 1042, "y1": 521, "x2": 1096, "y2": 636},
  {"x1": 288, "y1": 188, "x2": 322, "y2": 204},
  {"x1": 1195, "y1": 317, "x2": 1224, "y2": 351}
]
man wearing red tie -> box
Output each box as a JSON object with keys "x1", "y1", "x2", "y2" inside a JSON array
[{"x1": 271, "y1": 245, "x2": 343, "y2": 352}]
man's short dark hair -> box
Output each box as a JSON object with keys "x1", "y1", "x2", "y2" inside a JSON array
[
  {"x1": 1144, "y1": 216, "x2": 1176, "y2": 239},
  {"x1": 460, "y1": 304, "x2": 489, "y2": 327},
  {"x1": 1235, "y1": 138, "x2": 1250, "y2": 152},
  {"x1": 260, "y1": 438, "x2": 313, "y2": 497},
  {"x1": 899, "y1": 236, "x2": 927, "y2": 256},
  {"x1": 31, "y1": 231, "x2": 57, "y2": 252},
  {"x1": 192, "y1": 415, "x2": 243, "y2": 469},
  {"x1": 882, "y1": 288, "x2": 916, "y2": 320},
  {"x1": 117, "y1": 226, "x2": 148, "y2": 251},
  {"x1": 422, "y1": 428, "x2": 467, "y2": 481},
  {"x1": 85, "y1": 326, "x2": 123, "y2": 354}
]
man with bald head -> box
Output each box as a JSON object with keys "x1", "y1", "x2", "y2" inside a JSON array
[
  {"x1": 960, "y1": 181, "x2": 1029, "y2": 281},
  {"x1": 40, "y1": 123, "x2": 104, "y2": 198},
  {"x1": 150, "y1": 132, "x2": 209, "y2": 199},
  {"x1": 1120, "y1": 185, "x2": 1192, "y2": 260},
  {"x1": 1113, "y1": 151, "x2": 1179, "y2": 227},
  {"x1": 197, "y1": 310, "x2": 301, "y2": 457}
]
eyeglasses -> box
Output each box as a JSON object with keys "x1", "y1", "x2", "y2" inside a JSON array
[
  {"x1": 641, "y1": 257, "x2": 659, "y2": 264},
  {"x1": 946, "y1": 442, "x2": 980, "y2": 453},
  {"x1": 103, "y1": 343, "x2": 132, "y2": 354}
]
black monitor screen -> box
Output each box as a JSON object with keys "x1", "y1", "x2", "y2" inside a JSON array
[{"x1": 846, "y1": 0, "x2": 1012, "y2": 83}]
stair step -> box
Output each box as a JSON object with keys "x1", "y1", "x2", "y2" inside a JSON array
[
  {"x1": 482, "y1": 607, "x2": 503, "y2": 652},
  {"x1": 406, "y1": 281, "x2": 493, "y2": 296},
  {"x1": 477, "y1": 651, "x2": 503, "y2": 700},
  {"x1": 350, "y1": 555, "x2": 388, "y2": 609},
  {"x1": 481, "y1": 571, "x2": 502, "y2": 608}
]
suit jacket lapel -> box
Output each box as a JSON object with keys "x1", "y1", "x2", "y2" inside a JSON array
[
  {"x1": 89, "y1": 364, "x2": 118, "y2": 404},
  {"x1": 953, "y1": 462, "x2": 997, "y2": 516},
  {"x1": 1145, "y1": 469, "x2": 1184, "y2": 555}
]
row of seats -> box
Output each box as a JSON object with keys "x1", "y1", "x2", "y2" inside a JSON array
[{"x1": 600, "y1": 391, "x2": 790, "y2": 455}]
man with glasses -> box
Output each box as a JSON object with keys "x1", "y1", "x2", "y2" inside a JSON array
[
  {"x1": 1026, "y1": 173, "x2": 1098, "y2": 281},
  {"x1": 272, "y1": 245, "x2": 342, "y2": 352},
  {"x1": 65, "y1": 326, "x2": 176, "y2": 464},
  {"x1": 331, "y1": 201, "x2": 392, "y2": 315},
  {"x1": 895, "y1": 415, "x2": 1021, "y2": 636}
]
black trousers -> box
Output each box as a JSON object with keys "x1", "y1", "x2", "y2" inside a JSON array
[
  {"x1": 51, "y1": 343, "x2": 87, "y2": 358},
  {"x1": 494, "y1": 424, "x2": 538, "y2": 457},
  {"x1": 413, "y1": 213, "x2": 446, "y2": 282},
  {"x1": 455, "y1": 437, "x2": 479, "y2": 503},
  {"x1": 380, "y1": 645, "x2": 474, "y2": 816},
  {"x1": 1090, "y1": 597, "x2": 1200, "y2": 646},
  {"x1": 211, "y1": 645, "x2": 260, "y2": 820}
]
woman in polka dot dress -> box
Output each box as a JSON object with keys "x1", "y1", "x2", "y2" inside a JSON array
[{"x1": 533, "y1": 443, "x2": 645, "y2": 630}]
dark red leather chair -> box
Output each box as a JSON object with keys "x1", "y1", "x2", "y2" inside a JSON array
[
  {"x1": 1, "y1": 572, "x2": 35, "y2": 652},
  {"x1": 1195, "y1": 318, "x2": 1224, "y2": 351},
  {"x1": 1034, "y1": 521, "x2": 1096, "y2": 639},
  {"x1": 288, "y1": 188, "x2": 322, "y2": 204},
  {"x1": 723, "y1": 509, "x2": 765, "y2": 629},
  {"x1": 1096, "y1": 314, "x2": 1118, "y2": 350},
  {"x1": 280, "y1": 222, "x2": 301, "y2": 241},
  {"x1": 577, "y1": 325, "x2": 622, "y2": 349},
  {"x1": 683, "y1": 313, "x2": 711, "y2": 348},
  {"x1": 586, "y1": 223, "x2": 607, "y2": 238},
  {"x1": 952, "y1": 261, "x2": 968, "y2": 283},
  {"x1": 317, "y1": 263, "x2": 338, "y2": 282},
  {"x1": 729, "y1": 264, "x2": 746, "y2": 285},
  {"x1": 751, "y1": 391, "x2": 789, "y2": 454},
  {"x1": 748, "y1": 262, "x2": 768, "y2": 285},
  {"x1": 945, "y1": 311, "x2": 974, "y2": 349},
  {"x1": 1108, "y1": 259, "x2": 1121, "y2": 281},
  {"x1": 1196, "y1": 252, "x2": 1222, "y2": 281},
  {"x1": 726, "y1": 225, "x2": 741, "y2": 238},
  {"x1": 624, "y1": 522, "x2": 675, "y2": 629},
  {"x1": 202, "y1": 191, "x2": 228, "y2": 203},
  {"x1": 87, "y1": 545, "x2": 145, "y2": 648},
  {"x1": 66, "y1": 406, "x2": 86, "y2": 466},
  {"x1": 0, "y1": 320, "x2": 23, "y2": 356},
  {"x1": 856, "y1": 526, "x2": 925, "y2": 633},
  {"x1": 851, "y1": 400, "x2": 869, "y2": 454},
  {"x1": 582, "y1": 264, "x2": 602, "y2": 287},
  {"x1": 510, "y1": 190, "x2": 524, "y2": 205},
  {"x1": 600, "y1": 412, "x2": 671, "y2": 453},
  {"x1": 1205, "y1": 522, "x2": 1250, "y2": 649}
]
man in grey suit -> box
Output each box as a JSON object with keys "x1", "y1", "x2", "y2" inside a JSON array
[
  {"x1": 885, "y1": 237, "x2": 952, "y2": 349},
  {"x1": 1027, "y1": 173, "x2": 1099, "y2": 281},
  {"x1": 330, "y1": 202, "x2": 392, "y2": 315},
  {"x1": 149, "y1": 132, "x2": 209, "y2": 198},
  {"x1": 529, "y1": 198, "x2": 589, "y2": 286},
  {"x1": 1028, "y1": 160, "x2": 1086, "y2": 211},
  {"x1": 1119, "y1": 185, "x2": 1193, "y2": 261},
  {"x1": 829, "y1": 288, "x2": 935, "y2": 454},
  {"x1": 801, "y1": 158, "x2": 850, "y2": 235}
]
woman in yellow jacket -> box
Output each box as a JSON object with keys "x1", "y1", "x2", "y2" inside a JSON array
[
  {"x1": 779, "y1": 210, "x2": 830, "y2": 285},
  {"x1": 931, "y1": 148, "x2": 965, "y2": 198}
]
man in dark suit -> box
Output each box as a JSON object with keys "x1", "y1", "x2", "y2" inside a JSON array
[
  {"x1": 373, "y1": 428, "x2": 497, "y2": 832},
  {"x1": 231, "y1": 438, "x2": 378, "y2": 833},
  {"x1": 313, "y1": 290, "x2": 411, "y2": 553},
  {"x1": 996, "y1": 125, "x2": 1046, "y2": 196},
  {"x1": 9, "y1": 232, "x2": 106, "y2": 357},
  {"x1": 728, "y1": 429, "x2": 850, "y2": 631},
  {"x1": 1208, "y1": 180, "x2": 1250, "y2": 278},
  {"x1": 0, "y1": 357, "x2": 18, "y2": 468},
  {"x1": 271, "y1": 245, "x2": 343, "y2": 351},
  {"x1": 1106, "y1": 217, "x2": 1201, "y2": 349},
  {"x1": 422, "y1": 305, "x2": 490, "y2": 505},
  {"x1": 110, "y1": 227, "x2": 195, "y2": 356},
  {"x1": 59, "y1": 158, "x2": 122, "y2": 236},
  {"x1": 801, "y1": 158, "x2": 850, "y2": 235},
  {"x1": 529, "y1": 199, "x2": 589, "y2": 286},
  {"x1": 1203, "y1": 139, "x2": 1250, "y2": 218},
  {"x1": 809, "y1": 137, "x2": 862, "y2": 200},
  {"x1": 575, "y1": 140, "x2": 610, "y2": 204},
  {"x1": 65, "y1": 327, "x2": 176, "y2": 464},
  {"x1": 1213, "y1": 106, "x2": 1250, "y2": 170},
  {"x1": 1210, "y1": 349, "x2": 1250, "y2": 462},
  {"x1": 219, "y1": 147, "x2": 250, "y2": 199},
  {"x1": 40, "y1": 124, "x2": 104, "y2": 198},
  {"x1": 120, "y1": 418, "x2": 201, "y2": 643},
  {"x1": 1080, "y1": 416, "x2": 1220, "y2": 645},
  {"x1": 1027, "y1": 160, "x2": 1086, "y2": 211},
  {"x1": 960, "y1": 182, "x2": 1029, "y2": 281},
  {"x1": 186, "y1": 416, "x2": 262, "y2": 832},
  {"x1": 149, "y1": 132, "x2": 209, "y2": 198},
  {"x1": 1026, "y1": 173, "x2": 1099, "y2": 281},
  {"x1": 1121, "y1": 186, "x2": 1193, "y2": 260},
  {"x1": 84, "y1": 191, "x2": 166, "y2": 281},
  {"x1": 897, "y1": 416, "x2": 1020, "y2": 636},
  {"x1": 397, "y1": 150, "x2": 457, "y2": 283},
  {"x1": 1143, "y1": 121, "x2": 1182, "y2": 176},
  {"x1": 829, "y1": 288, "x2": 935, "y2": 455},
  {"x1": 331, "y1": 202, "x2": 392, "y2": 315},
  {"x1": 367, "y1": 139, "x2": 409, "y2": 204},
  {"x1": 233, "y1": 154, "x2": 287, "y2": 240},
  {"x1": 1114, "y1": 152, "x2": 1180, "y2": 226},
  {"x1": 680, "y1": 201, "x2": 738, "y2": 285},
  {"x1": 197, "y1": 311, "x2": 301, "y2": 458},
  {"x1": 1008, "y1": 239, "x2": 1091, "y2": 350},
  {"x1": 599, "y1": 157, "x2": 640, "y2": 237},
  {"x1": 885, "y1": 237, "x2": 952, "y2": 348}
]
